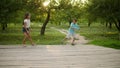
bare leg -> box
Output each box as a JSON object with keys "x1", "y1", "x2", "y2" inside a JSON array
[
  {"x1": 71, "y1": 38, "x2": 75, "y2": 45},
  {"x1": 27, "y1": 33, "x2": 35, "y2": 46},
  {"x1": 23, "y1": 33, "x2": 28, "y2": 47}
]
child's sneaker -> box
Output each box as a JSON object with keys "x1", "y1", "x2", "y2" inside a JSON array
[{"x1": 71, "y1": 43, "x2": 75, "y2": 46}]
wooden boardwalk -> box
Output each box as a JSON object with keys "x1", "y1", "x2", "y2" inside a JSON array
[{"x1": 0, "y1": 45, "x2": 120, "y2": 68}]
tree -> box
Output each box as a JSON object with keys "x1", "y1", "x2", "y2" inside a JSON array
[
  {"x1": 40, "y1": 0, "x2": 83, "y2": 35},
  {"x1": 41, "y1": 8, "x2": 51, "y2": 35},
  {"x1": 39, "y1": 0, "x2": 83, "y2": 35},
  {"x1": 20, "y1": 0, "x2": 84, "y2": 35},
  {"x1": 23, "y1": 0, "x2": 56, "y2": 35},
  {"x1": 84, "y1": 0, "x2": 120, "y2": 31},
  {"x1": 0, "y1": 0, "x2": 25, "y2": 30}
]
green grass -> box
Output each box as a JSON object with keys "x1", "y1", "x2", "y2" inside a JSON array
[
  {"x1": 0, "y1": 24, "x2": 65, "y2": 45},
  {"x1": 47, "y1": 22, "x2": 120, "y2": 49},
  {"x1": 0, "y1": 22, "x2": 120, "y2": 49},
  {"x1": 79, "y1": 23, "x2": 120, "y2": 49},
  {"x1": 33, "y1": 29, "x2": 65, "y2": 45},
  {"x1": 91, "y1": 40, "x2": 120, "y2": 49}
]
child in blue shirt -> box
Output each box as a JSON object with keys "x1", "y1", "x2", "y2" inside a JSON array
[{"x1": 63, "y1": 19, "x2": 80, "y2": 45}]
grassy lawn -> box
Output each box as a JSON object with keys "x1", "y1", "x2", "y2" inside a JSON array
[
  {"x1": 0, "y1": 22, "x2": 120, "y2": 49},
  {"x1": 48, "y1": 22, "x2": 120, "y2": 49},
  {"x1": 0, "y1": 23, "x2": 65, "y2": 45},
  {"x1": 51, "y1": 22, "x2": 120, "y2": 49},
  {"x1": 79, "y1": 23, "x2": 120, "y2": 49}
]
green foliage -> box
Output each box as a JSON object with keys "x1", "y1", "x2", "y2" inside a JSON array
[
  {"x1": 0, "y1": 0, "x2": 26, "y2": 30},
  {"x1": 0, "y1": 0, "x2": 24, "y2": 22},
  {"x1": 84, "y1": 0, "x2": 120, "y2": 31}
]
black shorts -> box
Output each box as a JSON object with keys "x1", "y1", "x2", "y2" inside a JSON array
[{"x1": 22, "y1": 27, "x2": 29, "y2": 33}]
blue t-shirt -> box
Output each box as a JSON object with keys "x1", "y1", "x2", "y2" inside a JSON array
[{"x1": 68, "y1": 22, "x2": 80, "y2": 34}]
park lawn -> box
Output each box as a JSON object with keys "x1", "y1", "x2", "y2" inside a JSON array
[
  {"x1": 0, "y1": 22, "x2": 120, "y2": 49},
  {"x1": 0, "y1": 24, "x2": 65, "y2": 45},
  {"x1": 79, "y1": 23, "x2": 120, "y2": 49},
  {"x1": 49, "y1": 22, "x2": 120, "y2": 49}
]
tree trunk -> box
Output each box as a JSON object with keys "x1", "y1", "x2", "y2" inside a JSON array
[
  {"x1": 114, "y1": 22, "x2": 120, "y2": 32},
  {"x1": 59, "y1": 22, "x2": 61, "y2": 25},
  {"x1": 117, "y1": 19, "x2": 120, "y2": 31},
  {"x1": 119, "y1": 21, "x2": 120, "y2": 31},
  {"x1": 88, "y1": 19, "x2": 91, "y2": 27},
  {"x1": 2, "y1": 25, "x2": 5, "y2": 30},
  {"x1": 117, "y1": 20, "x2": 120, "y2": 40},
  {"x1": 40, "y1": 9, "x2": 51, "y2": 35},
  {"x1": 5, "y1": 23, "x2": 7, "y2": 28},
  {"x1": 106, "y1": 22, "x2": 108, "y2": 27},
  {"x1": 2, "y1": 23, "x2": 6, "y2": 30},
  {"x1": 68, "y1": 17, "x2": 72, "y2": 27},
  {"x1": 113, "y1": 19, "x2": 120, "y2": 40},
  {"x1": 118, "y1": 31, "x2": 120, "y2": 40},
  {"x1": 109, "y1": 22, "x2": 112, "y2": 29}
]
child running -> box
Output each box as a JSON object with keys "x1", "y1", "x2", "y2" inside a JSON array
[{"x1": 63, "y1": 19, "x2": 80, "y2": 45}]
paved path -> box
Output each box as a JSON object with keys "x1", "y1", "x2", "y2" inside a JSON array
[{"x1": 0, "y1": 45, "x2": 120, "y2": 68}]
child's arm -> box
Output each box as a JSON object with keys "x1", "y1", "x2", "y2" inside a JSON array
[
  {"x1": 75, "y1": 24, "x2": 80, "y2": 30},
  {"x1": 71, "y1": 24, "x2": 80, "y2": 30}
]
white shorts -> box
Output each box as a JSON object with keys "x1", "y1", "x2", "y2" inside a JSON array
[{"x1": 66, "y1": 33, "x2": 76, "y2": 39}]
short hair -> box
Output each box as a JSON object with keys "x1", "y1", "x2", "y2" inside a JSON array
[
  {"x1": 73, "y1": 19, "x2": 77, "y2": 22},
  {"x1": 24, "y1": 13, "x2": 30, "y2": 19}
]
